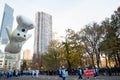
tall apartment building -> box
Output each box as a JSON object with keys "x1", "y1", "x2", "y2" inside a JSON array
[
  {"x1": 0, "y1": 4, "x2": 14, "y2": 44},
  {"x1": 34, "y1": 12, "x2": 52, "y2": 57}
]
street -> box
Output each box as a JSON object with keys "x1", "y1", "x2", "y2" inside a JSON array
[{"x1": 0, "y1": 75, "x2": 120, "y2": 80}]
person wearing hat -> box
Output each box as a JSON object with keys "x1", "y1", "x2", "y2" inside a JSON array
[{"x1": 77, "y1": 66, "x2": 83, "y2": 79}]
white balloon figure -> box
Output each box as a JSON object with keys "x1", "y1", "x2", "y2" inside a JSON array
[{"x1": 5, "y1": 15, "x2": 35, "y2": 53}]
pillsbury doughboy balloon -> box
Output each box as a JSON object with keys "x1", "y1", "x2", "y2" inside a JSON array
[{"x1": 5, "y1": 15, "x2": 35, "y2": 53}]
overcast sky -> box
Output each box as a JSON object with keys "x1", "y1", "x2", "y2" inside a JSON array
[{"x1": 0, "y1": 0, "x2": 120, "y2": 53}]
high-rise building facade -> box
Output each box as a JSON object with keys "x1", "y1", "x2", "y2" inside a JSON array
[
  {"x1": 34, "y1": 12, "x2": 52, "y2": 57},
  {"x1": 0, "y1": 4, "x2": 14, "y2": 44},
  {"x1": 23, "y1": 49, "x2": 32, "y2": 60}
]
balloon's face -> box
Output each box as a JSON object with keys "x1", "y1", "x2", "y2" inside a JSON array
[
  {"x1": 11, "y1": 29, "x2": 27, "y2": 42},
  {"x1": 10, "y1": 15, "x2": 35, "y2": 42}
]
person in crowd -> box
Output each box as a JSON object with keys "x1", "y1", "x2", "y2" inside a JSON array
[
  {"x1": 32, "y1": 70, "x2": 35, "y2": 77},
  {"x1": 6, "y1": 71, "x2": 10, "y2": 78},
  {"x1": 105, "y1": 66, "x2": 111, "y2": 76},
  {"x1": 113, "y1": 65, "x2": 117, "y2": 75},
  {"x1": 6, "y1": 70, "x2": 13, "y2": 78},
  {"x1": 58, "y1": 67, "x2": 62, "y2": 77},
  {"x1": 35, "y1": 70, "x2": 39, "y2": 77},
  {"x1": 61, "y1": 66, "x2": 68, "y2": 80},
  {"x1": 15, "y1": 69, "x2": 19, "y2": 77},
  {"x1": 93, "y1": 66, "x2": 99, "y2": 78},
  {"x1": 0, "y1": 71, "x2": 4, "y2": 77},
  {"x1": 77, "y1": 66, "x2": 83, "y2": 79},
  {"x1": 84, "y1": 66, "x2": 88, "y2": 70}
]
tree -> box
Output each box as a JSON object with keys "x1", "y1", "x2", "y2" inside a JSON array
[
  {"x1": 21, "y1": 60, "x2": 27, "y2": 70},
  {"x1": 79, "y1": 22, "x2": 104, "y2": 68},
  {"x1": 43, "y1": 40, "x2": 61, "y2": 70},
  {"x1": 61, "y1": 29, "x2": 86, "y2": 69},
  {"x1": 100, "y1": 7, "x2": 120, "y2": 67},
  {"x1": 62, "y1": 29, "x2": 72, "y2": 70},
  {"x1": 66, "y1": 29, "x2": 86, "y2": 68},
  {"x1": 110, "y1": 7, "x2": 120, "y2": 67},
  {"x1": 100, "y1": 18, "x2": 112, "y2": 66}
]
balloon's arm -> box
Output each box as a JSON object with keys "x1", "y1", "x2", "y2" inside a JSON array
[{"x1": 6, "y1": 27, "x2": 11, "y2": 40}]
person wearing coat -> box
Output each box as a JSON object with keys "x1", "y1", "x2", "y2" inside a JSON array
[
  {"x1": 77, "y1": 66, "x2": 83, "y2": 79},
  {"x1": 61, "y1": 66, "x2": 67, "y2": 80}
]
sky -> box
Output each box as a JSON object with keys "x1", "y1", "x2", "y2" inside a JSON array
[{"x1": 0, "y1": 0, "x2": 120, "y2": 54}]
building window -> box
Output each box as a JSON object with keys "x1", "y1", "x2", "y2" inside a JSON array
[{"x1": 5, "y1": 60, "x2": 7, "y2": 65}]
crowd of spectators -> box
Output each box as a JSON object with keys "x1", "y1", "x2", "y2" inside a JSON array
[{"x1": 0, "y1": 66, "x2": 120, "y2": 79}]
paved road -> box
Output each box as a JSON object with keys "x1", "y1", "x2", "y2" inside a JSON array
[{"x1": 0, "y1": 75, "x2": 120, "y2": 80}]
